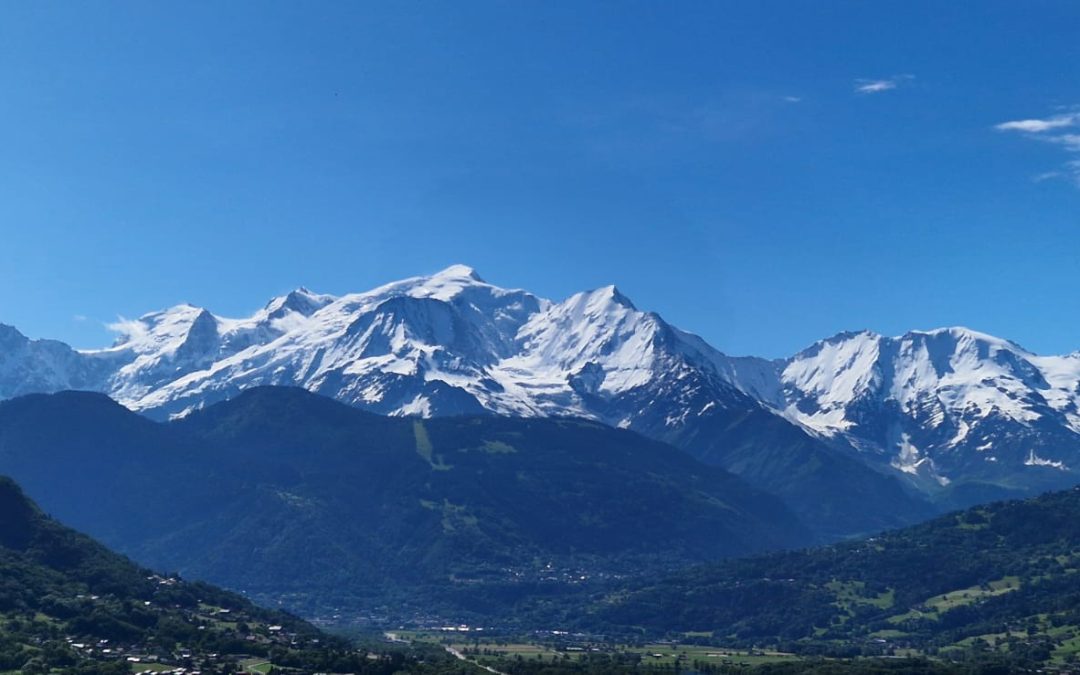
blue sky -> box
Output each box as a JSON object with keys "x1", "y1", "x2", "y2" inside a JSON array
[{"x1": 1, "y1": 1, "x2": 1078, "y2": 358}]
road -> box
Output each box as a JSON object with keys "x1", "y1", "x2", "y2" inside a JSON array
[
  {"x1": 384, "y1": 632, "x2": 508, "y2": 675},
  {"x1": 444, "y1": 644, "x2": 509, "y2": 675}
]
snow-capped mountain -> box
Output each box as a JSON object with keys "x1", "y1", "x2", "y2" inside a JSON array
[
  {"x1": 0, "y1": 325, "x2": 117, "y2": 400},
  {"x1": 2, "y1": 265, "x2": 1079, "y2": 531},
  {"x1": 80, "y1": 264, "x2": 758, "y2": 426},
  {"x1": 731, "y1": 328, "x2": 1080, "y2": 490}
]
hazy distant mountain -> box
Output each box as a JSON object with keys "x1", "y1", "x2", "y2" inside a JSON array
[{"x1": 0, "y1": 323, "x2": 116, "y2": 399}]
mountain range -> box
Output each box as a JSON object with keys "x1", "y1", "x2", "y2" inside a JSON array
[{"x1": 3, "y1": 265, "x2": 1080, "y2": 535}]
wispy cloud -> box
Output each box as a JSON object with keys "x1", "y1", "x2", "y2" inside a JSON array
[
  {"x1": 783, "y1": 95, "x2": 803, "y2": 104},
  {"x1": 106, "y1": 316, "x2": 148, "y2": 342},
  {"x1": 995, "y1": 113, "x2": 1079, "y2": 133},
  {"x1": 1049, "y1": 133, "x2": 1080, "y2": 151},
  {"x1": 856, "y1": 80, "x2": 896, "y2": 94},
  {"x1": 854, "y1": 75, "x2": 913, "y2": 95},
  {"x1": 1032, "y1": 171, "x2": 1063, "y2": 183},
  {"x1": 995, "y1": 108, "x2": 1080, "y2": 185}
]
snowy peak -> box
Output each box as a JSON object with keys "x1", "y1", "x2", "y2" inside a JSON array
[
  {"x1": 264, "y1": 287, "x2": 337, "y2": 319},
  {"x1": 780, "y1": 327, "x2": 1059, "y2": 413},
  {"x1": 51, "y1": 267, "x2": 747, "y2": 428},
  {"x1": 548, "y1": 285, "x2": 643, "y2": 333},
  {"x1": 511, "y1": 285, "x2": 661, "y2": 393},
  {"x1": 793, "y1": 329, "x2": 880, "y2": 357},
  {"x1": 759, "y1": 326, "x2": 1080, "y2": 483},
  {"x1": 0, "y1": 324, "x2": 111, "y2": 400},
  {"x1": 175, "y1": 308, "x2": 220, "y2": 358},
  {"x1": 783, "y1": 330, "x2": 883, "y2": 402},
  {"x1": 590, "y1": 284, "x2": 637, "y2": 310},
  {"x1": 903, "y1": 325, "x2": 1027, "y2": 349},
  {"x1": 372, "y1": 264, "x2": 493, "y2": 303},
  {"x1": 106, "y1": 304, "x2": 217, "y2": 355},
  {"x1": 432, "y1": 263, "x2": 484, "y2": 282}
]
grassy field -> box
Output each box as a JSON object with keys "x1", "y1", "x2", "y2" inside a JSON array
[
  {"x1": 129, "y1": 664, "x2": 174, "y2": 673},
  {"x1": 460, "y1": 642, "x2": 799, "y2": 667},
  {"x1": 1050, "y1": 631, "x2": 1080, "y2": 666},
  {"x1": 885, "y1": 576, "x2": 1021, "y2": 625},
  {"x1": 413, "y1": 421, "x2": 453, "y2": 470},
  {"x1": 131, "y1": 657, "x2": 273, "y2": 673},
  {"x1": 397, "y1": 631, "x2": 797, "y2": 668},
  {"x1": 612, "y1": 644, "x2": 798, "y2": 667},
  {"x1": 923, "y1": 576, "x2": 1020, "y2": 612},
  {"x1": 827, "y1": 580, "x2": 896, "y2": 616}
]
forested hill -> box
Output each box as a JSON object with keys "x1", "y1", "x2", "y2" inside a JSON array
[
  {"x1": 0, "y1": 475, "x2": 437, "y2": 674},
  {"x1": 0, "y1": 388, "x2": 808, "y2": 619},
  {"x1": 579, "y1": 486, "x2": 1080, "y2": 669}
]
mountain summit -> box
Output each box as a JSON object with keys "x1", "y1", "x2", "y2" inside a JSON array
[
  {"x1": 729, "y1": 326, "x2": 1080, "y2": 496},
  {"x1": 55, "y1": 265, "x2": 747, "y2": 423}
]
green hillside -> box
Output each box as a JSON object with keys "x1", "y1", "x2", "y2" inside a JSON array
[
  {"x1": 0, "y1": 388, "x2": 809, "y2": 621},
  {"x1": 0, "y1": 475, "x2": 450, "y2": 674},
  {"x1": 575, "y1": 486, "x2": 1080, "y2": 670}
]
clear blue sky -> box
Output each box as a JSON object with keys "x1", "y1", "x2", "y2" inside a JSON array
[{"x1": 1, "y1": 1, "x2": 1078, "y2": 358}]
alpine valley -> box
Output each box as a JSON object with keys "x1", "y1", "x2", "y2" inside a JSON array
[
  {"x1": 0, "y1": 387, "x2": 811, "y2": 620},
  {"x1": 3, "y1": 266, "x2": 1079, "y2": 530},
  {"x1": 4, "y1": 265, "x2": 1080, "y2": 672}
]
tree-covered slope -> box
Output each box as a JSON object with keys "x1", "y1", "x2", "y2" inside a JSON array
[
  {"x1": 0, "y1": 387, "x2": 809, "y2": 620},
  {"x1": 578, "y1": 486, "x2": 1080, "y2": 668},
  {"x1": 0, "y1": 475, "x2": 427, "y2": 674},
  {"x1": 648, "y1": 403, "x2": 935, "y2": 541}
]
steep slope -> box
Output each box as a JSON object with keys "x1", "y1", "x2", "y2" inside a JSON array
[
  {"x1": 0, "y1": 324, "x2": 116, "y2": 399},
  {"x1": 732, "y1": 328, "x2": 1080, "y2": 502},
  {"x1": 0, "y1": 475, "x2": 401, "y2": 674},
  {"x1": 573, "y1": 486, "x2": 1080, "y2": 670},
  {"x1": 0, "y1": 388, "x2": 809, "y2": 620},
  {"x1": 651, "y1": 404, "x2": 936, "y2": 540},
  {"x1": 0, "y1": 391, "x2": 241, "y2": 549}
]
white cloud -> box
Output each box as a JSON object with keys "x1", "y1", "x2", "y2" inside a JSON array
[
  {"x1": 783, "y1": 95, "x2": 803, "y2": 103},
  {"x1": 856, "y1": 80, "x2": 895, "y2": 94},
  {"x1": 1048, "y1": 133, "x2": 1080, "y2": 151},
  {"x1": 1032, "y1": 171, "x2": 1062, "y2": 183},
  {"x1": 1068, "y1": 160, "x2": 1080, "y2": 187},
  {"x1": 854, "y1": 75, "x2": 913, "y2": 95},
  {"x1": 995, "y1": 114, "x2": 1079, "y2": 133},
  {"x1": 995, "y1": 108, "x2": 1080, "y2": 186},
  {"x1": 107, "y1": 317, "x2": 148, "y2": 342}
]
